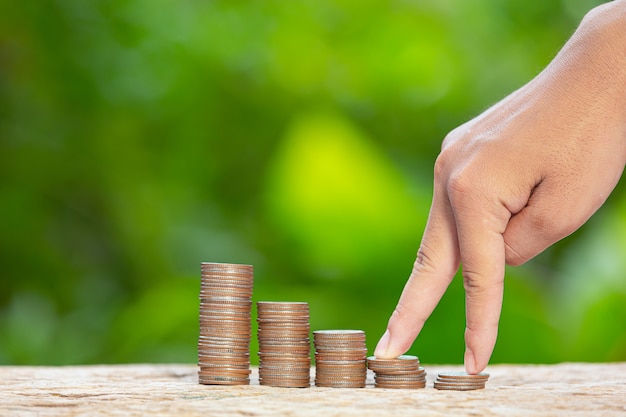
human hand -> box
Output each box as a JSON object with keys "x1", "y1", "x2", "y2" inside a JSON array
[{"x1": 374, "y1": 1, "x2": 626, "y2": 374}]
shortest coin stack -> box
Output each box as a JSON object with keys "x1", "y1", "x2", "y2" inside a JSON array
[
  {"x1": 434, "y1": 371, "x2": 489, "y2": 391},
  {"x1": 367, "y1": 355, "x2": 426, "y2": 389},
  {"x1": 314, "y1": 330, "x2": 367, "y2": 388}
]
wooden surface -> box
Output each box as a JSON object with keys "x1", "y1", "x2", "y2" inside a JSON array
[{"x1": 1, "y1": 363, "x2": 625, "y2": 416}]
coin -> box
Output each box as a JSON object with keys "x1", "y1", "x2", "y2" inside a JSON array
[
  {"x1": 315, "y1": 353, "x2": 368, "y2": 361},
  {"x1": 259, "y1": 377, "x2": 311, "y2": 388},
  {"x1": 436, "y1": 371, "x2": 489, "y2": 380},
  {"x1": 375, "y1": 373, "x2": 426, "y2": 380},
  {"x1": 198, "y1": 368, "x2": 252, "y2": 376},
  {"x1": 376, "y1": 382, "x2": 427, "y2": 389},
  {"x1": 198, "y1": 375, "x2": 249, "y2": 385},
  {"x1": 257, "y1": 343, "x2": 310, "y2": 352},
  {"x1": 199, "y1": 312, "x2": 251, "y2": 319},
  {"x1": 433, "y1": 382, "x2": 486, "y2": 390},
  {"x1": 433, "y1": 371, "x2": 489, "y2": 390},
  {"x1": 367, "y1": 355, "x2": 419, "y2": 367},
  {"x1": 198, "y1": 362, "x2": 250, "y2": 369},
  {"x1": 258, "y1": 329, "x2": 310, "y2": 337},
  {"x1": 201, "y1": 262, "x2": 252, "y2": 270},
  {"x1": 198, "y1": 325, "x2": 251, "y2": 332},
  {"x1": 197, "y1": 357, "x2": 251, "y2": 365},
  {"x1": 257, "y1": 356, "x2": 311, "y2": 366},
  {"x1": 257, "y1": 301, "x2": 309, "y2": 309},
  {"x1": 315, "y1": 359, "x2": 366, "y2": 365},
  {"x1": 314, "y1": 329, "x2": 365, "y2": 335},
  {"x1": 314, "y1": 381, "x2": 366, "y2": 388}
]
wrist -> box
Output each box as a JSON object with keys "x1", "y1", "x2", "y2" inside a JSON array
[
  {"x1": 534, "y1": 1, "x2": 626, "y2": 164},
  {"x1": 559, "y1": 1, "x2": 626, "y2": 119},
  {"x1": 583, "y1": 1, "x2": 626, "y2": 159},
  {"x1": 582, "y1": 0, "x2": 626, "y2": 34},
  {"x1": 578, "y1": 1, "x2": 626, "y2": 75}
]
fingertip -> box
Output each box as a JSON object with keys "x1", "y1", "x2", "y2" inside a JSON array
[
  {"x1": 373, "y1": 328, "x2": 407, "y2": 359},
  {"x1": 374, "y1": 329, "x2": 391, "y2": 358},
  {"x1": 464, "y1": 327, "x2": 495, "y2": 374},
  {"x1": 464, "y1": 347, "x2": 478, "y2": 374},
  {"x1": 373, "y1": 181, "x2": 459, "y2": 360}
]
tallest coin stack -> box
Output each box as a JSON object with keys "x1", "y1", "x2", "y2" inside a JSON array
[{"x1": 198, "y1": 262, "x2": 253, "y2": 385}]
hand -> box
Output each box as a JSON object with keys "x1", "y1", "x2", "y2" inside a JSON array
[{"x1": 374, "y1": 1, "x2": 626, "y2": 374}]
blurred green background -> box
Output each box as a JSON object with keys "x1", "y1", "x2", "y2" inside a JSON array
[{"x1": 1, "y1": 0, "x2": 625, "y2": 366}]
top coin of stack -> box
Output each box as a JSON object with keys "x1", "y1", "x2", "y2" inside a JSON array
[
  {"x1": 198, "y1": 262, "x2": 253, "y2": 385},
  {"x1": 257, "y1": 302, "x2": 311, "y2": 388},
  {"x1": 313, "y1": 330, "x2": 367, "y2": 388},
  {"x1": 434, "y1": 371, "x2": 489, "y2": 390},
  {"x1": 367, "y1": 355, "x2": 426, "y2": 389}
]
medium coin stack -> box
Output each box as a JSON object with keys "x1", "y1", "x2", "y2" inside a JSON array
[
  {"x1": 434, "y1": 371, "x2": 489, "y2": 390},
  {"x1": 198, "y1": 262, "x2": 253, "y2": 385},
  {"x1": 367, "y1": 355, "x2": 426, "y2": 389},
  {"x1": 313, "y1": 330, "x2": 367, "y2": 388},
  {"x1": 257, "y1": 301, "x2": 311, "y2": 388}
]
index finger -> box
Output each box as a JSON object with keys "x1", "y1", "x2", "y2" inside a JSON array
[{"x1": 374, "y1": 181, "x2": 461, "y2": 358}]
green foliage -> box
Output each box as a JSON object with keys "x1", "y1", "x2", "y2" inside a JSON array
[
  {"x1": 1, "y1": 0, "x2": 623, "y2": 366},
  {"x1": 265, "y1": 110, "x2": 428, "y2": 277}
]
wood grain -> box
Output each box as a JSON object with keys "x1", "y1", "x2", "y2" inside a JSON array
[{"x1": 1, "y1": 363, "x2": 625, "y2": 416}]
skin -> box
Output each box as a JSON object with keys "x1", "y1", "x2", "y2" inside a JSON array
[{"x1": 374, "y1": 0, "x2": 626, "y2": 374}]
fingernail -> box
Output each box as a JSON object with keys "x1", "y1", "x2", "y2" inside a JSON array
[
  {"x1": 374, "y1": 330, "x2": 391, "y2": 358},
  {"x1": 464, "y1": 347, "x2": 477, "y2": 374}
]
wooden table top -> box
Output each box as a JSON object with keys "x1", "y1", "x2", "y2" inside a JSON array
[{"x1": 1, "y1": 363, "x2": 625, "y2": 416}]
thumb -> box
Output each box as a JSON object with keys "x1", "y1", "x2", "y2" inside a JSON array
[{"x1": 503, "y1": 177, "x2": 609, "y2": 266}]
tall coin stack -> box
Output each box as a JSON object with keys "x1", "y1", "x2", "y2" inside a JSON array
[
  {"x1": 367, "y1": 355, "x2": 426, "y2": 389},
  {"x1": 313, "y1": 330, "x2": 367, "y2": 388},
  {"x1": 198, "y1": 262, "x2": 253, "y2": 385},
  {"x1": 256, "y1": 302, "x2": 311, "y2": 388}
]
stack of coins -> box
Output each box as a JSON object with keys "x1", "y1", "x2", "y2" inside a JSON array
[
  {"x1": 367, "y1": 355, "x2": 426, "y2": 389},
  {"x1": 434, "y1": 371, "x2": 489, "y2": 390},
  {"x1": 198, "y1": 262, "x2": 253, "y2": 385},
  {"x1": 257, "y1": 302, "x2": 311, "y2": 388},
  {"x1": 313, "y1": 330, "x2": 367, "y2": 388}
]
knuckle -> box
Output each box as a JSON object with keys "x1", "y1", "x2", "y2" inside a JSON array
[
  {"x1": 442, "y1": 125, "x2": 464, "y2": 150},
  {"x1": 434, "y1": 129, "x2": 463, "y2": 180},
  {"x1": 414, "y1": 244, "x2": 437, "y2": 273},
  {"x1": 414, "y1": 244, "x2": 457, "y2": 282},
  {"x1": 447, "y1": 173, "x2": 474, "y2": 205},
  {"x1": 462, "y1": 269, "x2": 503, "y2": 298},
  {"x1": 433, "y1": 152, "x2": 452, "y2": 181},
  {"x1": 462, "y1": 269, "x2": 485, "y2": 294}
]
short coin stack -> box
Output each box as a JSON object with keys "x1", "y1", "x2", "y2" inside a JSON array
[
  {"x1": 434, "y1": 371, "x2": 489, "y2": 390},
  {"x1": 257, "y1": 302, "x2": 311, "y2": 388},
  {"x1": 367, "y1": 355, "x2": 426, "y2": 389},
  {"x1": 198, "y1": 262, "x2": 253, "y2": 385},
  {"x1": 313, "y1": 330, "x2": 367, "y2": 388}
]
